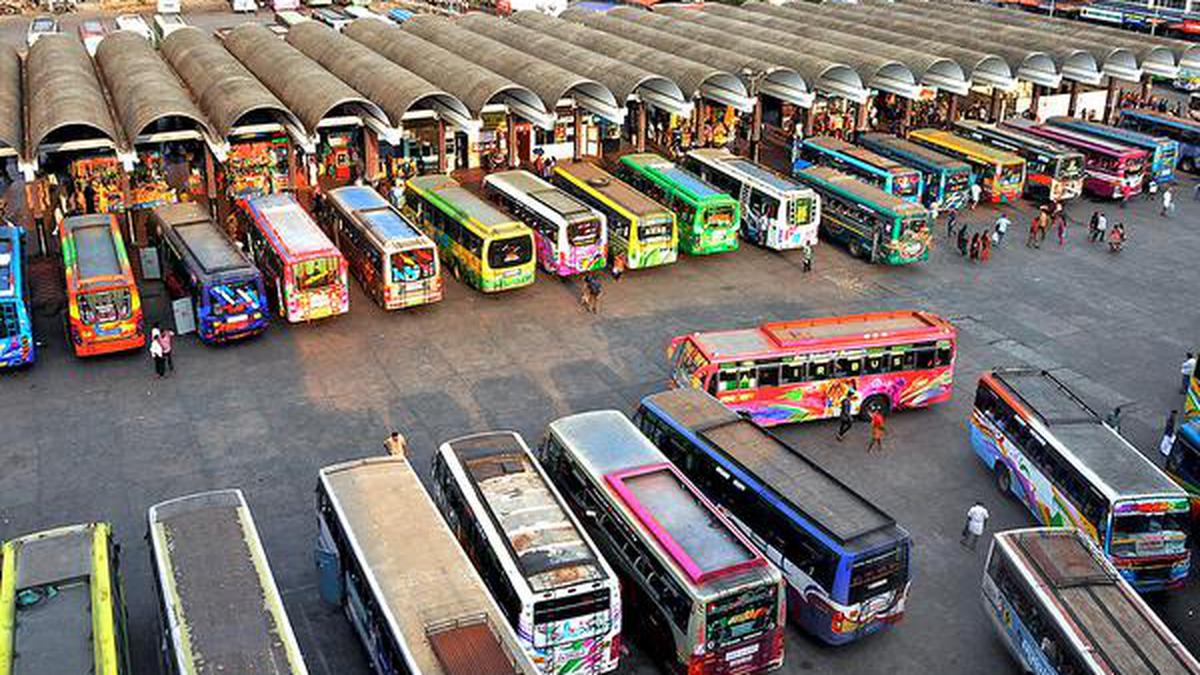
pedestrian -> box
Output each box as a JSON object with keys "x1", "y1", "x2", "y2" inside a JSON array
[
  {"x1": 946, "y1": 210, "x2": 958, "y2": 239},
  {"x1": 1056, "y1": 216, "x2": 1067, "y2": 246},
  {"x1": 1088, "y1": 210, "x2": 1099, "y2": 241},
  {"x1": 585, "y1": 273, "x2": 603, "y2": 314},
  {"x1": 1026, "y1": 215, "x2": 1039, "y2": 248},
  {"x1": 960, "y1": 501, "x2": 990, "y2": 551},
  {"x1": 579, "y1": 275, "x2": 593, "y2": 312},
  {"x1": 1093, "y1": 211, "x2": 1107, "y2": 243},
  {"x1": 980, "y1": 230, "x2": 992, "y2": 262},
  {"x1": 83, "y1": 182, "x2": 97, "y2": 214},
  {"x1": 956, "y1": 224, "x2": 969, "y2": 256},
  {"x1": 969, "y1": 181, "x2": 982, "y2": 210},
  {"x1": 155, "y1": 323, "x2": 175, "y2": 374},
  {"x1": 993, "y1": 212, "x2": 1010, "y2": 245},
  {"x1": 1108, "y1": 222, "x2": 1125, "y2": 252},
  {"x1": 1181, "y1": 353, "x2": 1196, "y2": 394},
  {"x1": 867, "y1": 409, "x2": 886, "y2": 453},
  {"x1": 836, "y1": 393, "x2": 854, "y2": 442},
  {"x1": 969, "y1": 232, "x2": 981, "y2": 261},
  {"x1": 1037, "y1": 208, "x2": 1049, "y2": 245},
  {"x1": 1105, "y1": 405, "x2": 1123, "y2": 433},
  {"x1": 611, "y1": 254, "x2": 625, "y2": 280},
  {"x1": 801, "y1": 244, "x2": 813, "y2": 273},
  {"x1": 149, "y1": 328, "x2": 165, "y2": 378},
  {"x1": 1161, "y1": 185, "x2": 1174, "y2": 217},
  {"x1": 1159, "y1": 410, "x2": 1179, "y2": 461},
  {"x1": 384, "y1": 430, "x2": 409, "y2": 458}
]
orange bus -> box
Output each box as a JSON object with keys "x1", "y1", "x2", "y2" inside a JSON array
[{"x1": 61, "y1": 214, "x2": 145, "y2": 357}]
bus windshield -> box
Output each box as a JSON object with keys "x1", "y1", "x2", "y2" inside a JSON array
[
  {"x1": 893, "y1": 172, "x2": 920, "y2": 199},
  {"x1": 568, "y1": 219, "x2": 602, "y2": 247},
  {"x1": 671, "y1": 339, "x2": 710, "y2": 389},
  {"x1": 487, "y1": 235, "x2": 533, "y2": 269},
  {"x1": 391, "y1": 248, "x2": 437, "y2": 283},
  {"x1": 793, "y1": 197, "x2": 813, "y2": 226},
  {"x1": 295, "y1": 257, "x2": 339, "y2": 291},
  {"x1": 79, "y1": 289, "x2": 131, "y2": 324},
  {"x1": 1056, "y1": 155, "x2": 1084, "y2": 180},
  {"x1": 998, "y1": 163, "x2": 1023, "y2": 187},
  {"x1": 1123, "y1": 156, "x2": 1145, "y2": 176},
  {"x1": 706, "y1": 585, "x2": 777, "y2": 649},
  {"x1": 1110, "y1": 508, "x2": 1190, "y2": 557},
  {"x1": 208, "y1": 281, "x2": 260, "y2": 314},
  {"x1": 638, "y1": 216, "x2": 672, "y2": 242},
  {"x1": 849, "y1": 545, "x2": 908, "y2": 605}
]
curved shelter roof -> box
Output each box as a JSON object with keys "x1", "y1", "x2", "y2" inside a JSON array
[
  {"x1": 0, "y1": 45, "x2": 21, "y2": 157},
  {"x1": 94, "y1": 32, "x2": 215, "y2": 144},
  {"x1": 26, "y1": 34, "x2": 122, "y2": 159},
  {"x1": 161, "y1": 27, "x2": 301, "y2": 140},
  {"x1": 344, "y1": 18, "x2": 545, "y2": 120},
  {"x1": 286, "y1": 21, "x2": 470, "y2": 127},
  {"x1": 223, "y1": 23, "x2": 387, "y2": 136}
]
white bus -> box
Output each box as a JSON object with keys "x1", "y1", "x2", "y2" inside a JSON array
[
  {"x1": 685, "y1": 148, "x2": 820, "y2": 251},
  {"x1": 983, "y1": 528, "x2": 1200, "y2": 675},
  {"x1": 537, "y1": 411, "x2": 786, "y2": 675},
  {"x1": 148, "y1": 490, "x2": 309, "y2": 675},
  {"x1": 316, "y1": 456, "x2": 541, "y2": 675},
  {"x1": 483, "y1": 169, "x2": 607, "y2": 277},
  {"x1": 432, "y1": 431, "x2": 622, "y2": 675}
]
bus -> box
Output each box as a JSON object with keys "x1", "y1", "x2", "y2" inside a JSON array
[
  {"x1": 322, "y1": 185, "x2": 442, "y2": 310},
  {"x1": 60, "y1": 214, "x2": 146, "y2": 357},
  {"x1": 405, "y1": 175, "x2": 536, "y2": 293},
  {"x1": 982, "y1": 528, "x2": 1200, "y2": 674},
  {"x1": 857, "y1": 133, "x2": 972, "y2": 212},
  {"x1": 551, "y1": 160, "x2": 677, "y2": 270},
  {"x1": 1001, "y1": 119, "x2": 1146, "y2": 200},
  {"x1": 1046, "y1": 116, "x2": 1179, "y2": 187},
  {"x1": 153, "y1": 203, "x2": 268, "y2": 344},
  {"x1": 684, "y1": 148, "x2": 820, "y2": 251},
  {"x1": 635, "y1": 389, "x2": 911, "y2": 645},
  {"x1": 1119, "y1": 108, "x2": 1200, "y2": 173},
  {"x1": 907, "y1": 128, "x2": 1026, "y2": 203},
  {"x1": 315, "y1": 456, "x2": 540, "y2": 675},
  {"x1": 482, "y1": 170, "x2": 607, "y2": 277},
  {"x1": 667, "y1": 310, "x2": 956, "y2": 426},
  {"x1": 793, "y1": 166, "x2": 932, "y2": 265},
  {"x1": 537, "y1": 411, "x2": 786, "y2": 675},
  {"x1": 798, "y1": 136, "x2": 924, "y2": 204},
  {"x1": 970, "y1": 368, "x2": 1192, "y2": 592},
  {"x1": 148, "y1": 490, "x2": 309, "y2": 675},
  {"x1": 432, "y1": 431, "x2": 622, "y2": 674},
  {"x1": 953, "y1": 120, "x2": 1085, "y2": 202},
  {"x1": 236, "y1": 194, "x2": 349, "y2": 323},
  {"x1": 0, "y1": 522, "x2": 131, "y2": 675},
  {"x1": 614, "y1": 153, "x2": 740, "y2": 256},
  {"x1": 1165, "y1": 420, "x2": 1200, "y2": 522},
  {"x1": 0, "y1": 223, "x2": 34, "y2": 367}
]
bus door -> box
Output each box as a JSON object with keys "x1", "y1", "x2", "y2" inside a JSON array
[{"x1": 738, "y1": 182, "x2": 760, "y2": 243}]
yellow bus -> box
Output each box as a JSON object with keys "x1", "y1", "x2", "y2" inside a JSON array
[
  {"x1": 404, "y1": 175, "x2": 535, "y2": 293},
  {"x1": 551, "y1": 160, "x2": 678, "y2": 270},
  {"x1": 908, "y1": 128, "x2": 1026, "y2": 204},
  {"x1": 0, "y1": 523, "x2": 130, "y2": 675}
]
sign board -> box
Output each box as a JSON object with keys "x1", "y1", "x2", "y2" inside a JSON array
[
  {"x1": 139, "y1": 247, "x2": 161, "y2": 280},
  {"x1": 172, "y1": 297, "x2": 196, "y2": 335}
]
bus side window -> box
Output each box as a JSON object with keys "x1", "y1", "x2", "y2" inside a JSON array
[
  {"x1": 808, "y1": 359, "x2": 832, "y2": 381},
  {"x1": 835, "y1": 356, "x2": 863, "y2": 378},
  {"x1": 758, "y1": 362, "x2": 781, "y2": 388},
  {"x1": 936, "y1": 343, "x2": 953, "y2": 366},
  {"x1": 889, "y1": 352, "x2": 906, "y2": 372},
  {"x1": 864, "y1": 353, "x2": 886, "y2": 375},
  {"x1": 463, "y1": 228, "x2": 483, "y2": 258},
  {"x1": 913, "y1": 346, "x2": 937, "y2": 369},
  {"x1": 781, "y1": 361, "x2": 806, "y2": 385},
  {"x1": 717, "y1": 369, "x2": 739, "y2": 393}
]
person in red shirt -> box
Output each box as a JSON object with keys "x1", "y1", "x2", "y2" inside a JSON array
[{"x1": 867, "y1": 410, "x2": 886, "y2": 453}]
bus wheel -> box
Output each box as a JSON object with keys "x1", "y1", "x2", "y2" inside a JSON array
[
  {"x1": 1181, "y1": 157, "x2": 1196, "y2": 173},
  {"x1": 860, "y1": 394, "x2": 890, "y2": 420},
  {"x1": 995, "y1": 465, "x2": 1013, "y2": 496},
  {"x1": 451, "y1": 262, "x2": 461, "y2": 282},
  {"x1": 848, "y1": 240, "x2": 863, "y2": 258}
]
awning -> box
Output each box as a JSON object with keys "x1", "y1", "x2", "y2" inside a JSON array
[
  {"x1": 0, "y1": 45, "x2": 21, "y2": 158},
  {"x1": 25, "y1": 34, "x2": 123, "y2": 161}
]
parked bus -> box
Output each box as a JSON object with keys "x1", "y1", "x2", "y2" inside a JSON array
[
  {"x1": 236, "y1": 193, "x2": 349, "y2": 323},
  {"x1": 953, "y1": 120, "x2": 1085, "y2": 202},
  {"x1": 793, "y1": 166, "x2": 932, "y2": 265},
  {"x1": 857, "y1": 133, "x2": 972, "y2": 212},
  {"x1": 551, "y1": 160, "x2": 677, "y2": 270},
  {"x1": 971, "y1": 368, "x2": 1192, "y2": 591},
  {"x1": 483, "y1": 170, "x2": 607, "y2": 277},
  {"x1": 315, "y1": 456, "x2": 540, "y2": 675},
  {"x1": 907, "y1": 128, "x2": 1026, "y2": 203},
  {"x1": 0, "y1": 522, "x2": 130, "y2": 675},
  {"x1": 405, "y1": 175, "x2": 535, "y2": 293},
  {"x1": 537, "y1": 411, "x2": 786, "y2": 675},
  {"x1": 1166, "y1": 421, "x2": 1200, "y2": 521},
  {"x1": 1119, "y1": 108, "x2": 1200, "y2": 172},
  {"x1": 432, "y1": 431, "x2": 622, "y2": 674},
  {"x1": 0, "y1": 223, "x2": 34, "y2": 367},
  {"x1": 60, "y1": 214, "x2": 145, "y2": 357},
  {"x1": 321, "y1": 186, "x2": 442, "y2": 310},
  {"x1": 983, "y1": 528, "x2": 1200, "y2": 674},
  {"x1": 1002, "y1": 119, "x2": 1146, "y2": 200},
  {"x1": 1047, "y1": 116, "x2": 1179, "y2": 187},
  {"x1": 148, "y1": 490, "x2": 309, "y2": 675},
  {"x1": 153, "y1": 203, "x2": 268, "y2": 344},
  {"x1": 798, "y1": 136, "x2": 924, "y2": 204},
  {"x1": 614, "y1": 153, "x2": 740, "y2": 256},
  {"x1": 668, "y1": 310, "x2": 955, "y2": 426},
  {"x1": 635, "y1": 389, "x2": 911, "y2": 645}
]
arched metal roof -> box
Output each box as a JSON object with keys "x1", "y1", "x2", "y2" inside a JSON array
[
  {"x1": 161, "y1": 27, "x2": 302, "y2": 140},
  {"x1": 94, "y1": 32, "x2": 216, "y2": 144},
  {"x1": 0, "y1": 45, "x2": 21, "y2": 157},
  {"x1": 344, "y1": 18, "x2": 545, "y2": 121},
  {"x1": 402, "y1": 15, "x2": 621, "y2": 122},
  {"x1": 26, "y1": 34, "x2": 122, "y2": 159},
  {"x1": 286, "y1": 21, "x2": 471, "y2": 129},
  {"x1": 223, "y1": 23, "x2": 388, "y2": 137}
]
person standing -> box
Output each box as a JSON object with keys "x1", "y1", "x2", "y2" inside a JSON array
[
  {"x1": 946, "y1": 210, "x2": 958, "y2": 239},
  {"x1": 980, "y1": 231, "x2": 992, "y2": 262},
  {"x1": 801, "y1": 244, "x2": 813, "y2": 273},
  {"x1": 836, "y1": 394, "x2": 854, "y2": 442},
  {"x1": 960, "y1": 501, "x2": 990, "y2": 551},
  {"x1": 1161, "y1": 185, "x2": 1174, "y2": 217},
  {"x1": 1093, "y1": 211, "x2": 1107, "y2": 243},
  {"x1": 1182, "y1": 353, "x2": 1196, "y2": 394},
  {"x1": 585, "y1": 273, "x2": 603, "y2": 314},
  {"x1": 867, "y1": 409, "x2": 886, "y2": 453},
  {"x1": 957, "y1": 224, "x2": 969, "y2": 256},
  {"x1": 1026, "y1": 214, "x2": 1040, "y2": 248},
  {"x1": 1088, "y1": 210, "x2": 1099, "y2": 240},
  {"x1": 993, "y1": 212, "x2": 1010, "y2": 245},
  {"x1": 969, "y1": 180, "x2": 982, "y2": 210},
  {"x1": 149, "y1": 328, "x2": 165, "y2": 379},
  {"x1": 384, "y1": 430, "x2": 409, "y2": 458},
  {"x1": 1160, "y1": 410, "x2": 1179, "y2": 462},
  {"x1": 969, "y1": 232, "x2": 981, "y2": 262},
  {"x1": 1056, "y1": 215, "x2": 1067, "y2": 246},
  {"x1": 157, "y1": 324, "x2": 175, "y2": 374}
]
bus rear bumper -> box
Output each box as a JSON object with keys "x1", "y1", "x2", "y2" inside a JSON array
[{"x1": 73, "y1": 333, "x2": 146, "y2": 357}]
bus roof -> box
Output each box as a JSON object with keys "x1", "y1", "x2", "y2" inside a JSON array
[
  {"x1": 148, "y1": 490, "x2": 307, "y2": 675},
  {"x1": 1121, "y1": 108, "x2": 1200, "y2": 131},
  {"x1": 858, "y1": 133, "x2": 971, "y2": 172},
  {"x1": 0, "y1": 225, "x2": 18, "y2": 298},
  {"x1": 155, "y1": 203, "x2": 254, "y2": 278},
  {"x1": 554, "y1": 161, "x2": 671, "y2": 220},
  {"x1": 65, "y1": 214, "x2": 122, "y2": 281},
  {"x1": 620, "y1": 153, "x2": 732, "y2": 203},
  {"x1": 327, "y1": 186, "x2": 426, "y2": 246},
  {"x1": 688, "y1": 148, "x2": 811, "y2": 194},
  {"x1": 485, "y1": 170, "x2": 597, "y2": 224},
  {"x1": 642, "y1": 389, "x2": 902, "y2": 551},
  {"x1": 244, "y1": 194, "x2": 338, "y2": 262},
  {"x1": 795, "y1": 166, "x2": 928, "y2": 220},
  {"x1": 908, "y1": 128, "x2": 1025, "y2": 166},
  {"x1": 1003, "y1": 119, "x2": 1146, "y2": 158},
  {"x1": 998, "y1": 528, "x2": 1200, "y2": 674},
  {"x1": 805, "y1": 135, "x2": 915, "y2": 175},
  {"x1": 318, "y1": 457, "x2": 533, "y2": 675},
  {"x1": 953, "y1": 120, "x2": 1082, "y2": 160},
  {"x1": 407, "y1": 175, "x2": 527, "y2": 237}
]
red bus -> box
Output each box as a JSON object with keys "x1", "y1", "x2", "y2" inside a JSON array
[
  {"x1": 669, "y1": 310, "x2": 956, "y2": 427},
  {"x1": 1002, "y1": 119, "x2": 1147, "y2": 200},
  {"x1": 60, "y1": 214, "x2": 145, "y2": 357}
]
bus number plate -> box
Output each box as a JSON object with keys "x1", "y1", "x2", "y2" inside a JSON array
[{"x1": 725, "y1": 643, "x2": 760, "y2": 662}]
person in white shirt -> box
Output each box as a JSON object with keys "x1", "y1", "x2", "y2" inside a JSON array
[
  {"x1": 969, "y1": 181, "x2": 982, "y2": 210},
  {"x1": 960, "y1": 501, "x2": 990, "y2": 551},
  {"x1": 1182, "y1": 352, "x2": 1196, "y2": 394},
  {"x1": 1161, "y1": 186, "x2": 1174, "y2": 217},
  {"x1": 993, "y1": 213, "x2": 1010, "y2": 245}
]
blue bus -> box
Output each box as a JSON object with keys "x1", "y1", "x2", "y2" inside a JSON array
[
  {"x1": 634, "y1": 388, "x2": 912, "y2": 645},
  {"x1": 798, "y1": 135, "x2": 924, "y2": 204},
  {"x1": 153, "y1": 203, "x2": 268, "y2": 344},
  {"x1": 1046, "y1": 116, "x2": 1179, "y2": 186},
  {"x1": 1119, "y1": 108, "x2": 1200, "y2": 173},
  {"x1": 858, "y1": 133, "x2": 972, "y2": 212},
  {"x1": 0, "y1": 222, "x2": 34, "y2": 367}
]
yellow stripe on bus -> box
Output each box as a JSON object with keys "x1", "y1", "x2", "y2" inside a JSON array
[
  {"x1": 0, "y1": 541, "x2": 16, "y2": 675},
  {"x1": 91, "y1": 523, "x2": 120, "y2": 675}
]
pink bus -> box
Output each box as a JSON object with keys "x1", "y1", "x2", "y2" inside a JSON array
[
  {"x1": 668, "y1": 310, "x2": 957, "y2": 427},
  {"x1": 1003, "y1": 119, "x2": 1147, "y2": 200}
]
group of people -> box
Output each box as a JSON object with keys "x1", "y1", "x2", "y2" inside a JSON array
[
  {"x1": 834, "y1": 390, "x2": 888, "y2": 453},
  {"x1": 1086, "y1": 210, "x2": 1127, "y2": 252},
  {"x1": 1024, "y1": 202, "x2": 1069, "y2": 249},
  {"x1": 579, "y1": 272, "x2": 604, "y2": 314},
  {"x1": 946, "y1": 210, "x2": 1000, "y2": 262},
  {"x1": 148, "y1": 323, "x2": 175, "y2": 379}
]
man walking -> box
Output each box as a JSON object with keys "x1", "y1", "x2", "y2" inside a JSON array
[
  {"x1": 1160, "y1": 410, "x2": 1178, "y2": 462},
  {"x1": 946, "y1": 210, "x2": 958, "y2": 239},
  {"x1": 384, "y1": 430, "x2": 409, "y2": 458},
  {"x1": 993, "y1": 212, "x2": 1009, "y2": 245},
  {"x1": 801, "y1": 244, "x2": 813, "y2": 273},
  {"x1": 867, "y1": 409, "x2": 886, "y2": 453},
  {"x1": 836, "y1": 394, "x2": 854, "y2": 442},
  {"x1": 969, "y1": 181, "x2": 982, "y2": 210},
  {"x1": 157, "y1": 323, "x2": 175, "y2": 374},
  {"x1": 960, "y1": 501, "x2": 990, "y2": 551},
  {"x1": 1093, "y1": 211, "x2": 1107, "y2": 243},
  {"x1": 1161, "y1": 185, "x2": 1174, "y2": 218},
  {"x1": 1182, "y1": 352, "x2": 1196, "y2": 394}
]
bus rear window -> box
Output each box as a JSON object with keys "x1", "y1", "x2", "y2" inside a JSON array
[
  {"x1": 848, "y1": 545, "x2": 908, "y2": 605},
  {"x1": 568, "y1": 219, "x2": 601, "y2": 247},
  {"x1": 637, "y1": 216, "x2": 672, "y2": 242},
  {"x1": 487, "y1": 235, "x2": 532, "y2": 269},
  {"x1": 295, "y1": 257, "x2": 339, "y2": 291},
  {"x1": 792, "y1": 198, "x2": 812, "y2": 225},
  {"x1": 706, "y1": 584, "x2": 776, "y2": 648},
  {"x1": 391, "y1": 248, "x2": 437, "y2": 283},
  {"x1": 79, "y1": 289, "x2": 131, "y2": 324}
]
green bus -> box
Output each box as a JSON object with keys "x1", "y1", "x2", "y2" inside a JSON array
[
  {"x1": 794, "y1": 165, "x2": 931, "y2": 265},
  {"x1": 614, "y1": 153, "x2": 740, "y2": 255}
]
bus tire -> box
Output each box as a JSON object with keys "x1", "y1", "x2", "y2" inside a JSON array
[
  {"x1": 848, "y1": 240, "x2": 863, "y2": 258},
  {"x1": 995, "y1": 465, "x2": 1013, "y2": 496},
  {"x1": 1181, "y1": 156, "x2": 1196, "y2": 173},
  {"x1": 860, "y1": 394, "x2": 890, "y2": 420}
]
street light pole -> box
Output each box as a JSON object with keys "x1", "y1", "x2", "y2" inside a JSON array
[{"x1": 1150, "y1": 0, "x2": 1159, "y2": 36}]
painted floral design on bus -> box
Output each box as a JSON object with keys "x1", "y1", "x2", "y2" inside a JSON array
[
  {"x1": 884, "y1": 224, "x2": 931, "y2": 265},
  {"x1": 517, "y1": 609, "x2": 618, "y2": 675},
  {"x1": 724, "y1": 370, "x2": 953, "y2": 427},
  {"x1": 621, "y1": 242, "x2": 675, "y2": 271},
  {"x1": 534, "y1": 231, "x2": 606, "y2": 277}
]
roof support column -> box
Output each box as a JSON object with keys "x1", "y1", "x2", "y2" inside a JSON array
[
  {"x1": 990, "y1": 88, "x2": 1003, "y2": 123},
  {"x1": 751, "y1": 97, "x2": 763, "y2": 163},
  {"x1": 855, "y1": 98, "x2": 870, "y2": 134},
  {"x1": 1031, "y1": 85, "x2": 1042, "y2": 121},
  {"x1": 803, "y1": 106, "x2": 814, "y2": 138},
  {"x1": 900, "y1": 98, "x2": 912, "y2": 136},
  {"x1": 1139, "y1": 75, "x2": 1152, "y2": 104},
  {"x1": 695, "y1": 99, "x2": 706, "y2": 149},
  {"x1": 574, "y1": 108, "x2": 583, "y2": 161},
  {"x1": 365, "y1": 129, "x2": 380, "y2": 183},
  {"x1": 947, "y1": 94, "x2": 960, "y2": 128},
  {"x1": 438, "y1": 120, "x2": 447, "y2": 174},
  {"x1": 1068, "y1": 81, "x2": 1080, "y2": 118},
  {"x1": 1104, "y1": 77, "x2": 1119, "y2": 125},
  {"x1": 637, "y1": 102, "x2": 647, "y2": 153},
  {"x1": 507, "y1": 113, "x2": 518, "y2": 169}
]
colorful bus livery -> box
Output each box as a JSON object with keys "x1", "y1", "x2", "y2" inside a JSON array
[
  {"x1": 1003, "y1": 119, "x2": 1147, "y2": 200},
  {"x1": 0, "y1": 223, "x2": 33, "y2": 367},
  {"x1": 483, "y1": 170, "x2": 607, "y2": 277},
  {"x1": 953, "y1": 120, "x2": 1085, "y2": 202},
  {"x1": 237, "y1": 194, "x2": 349, "y2": 323},
  {"x1": 799, "y1": 136, "x2": 924, "y2": 204},
  {"x1": 1119, "y1": 108, "x2": 1200, "y2": 173},
  {"x1": 1166, "y1": 421, "x2": 1200, "y2": 520},
  {"x1": 60, "y1": 214, "x2": 146, "y2": 357},
  {"x1": 857, "y1": 133, "x2": 972, "y2": 212},
  {"x1": 615, "y1": 153, "x2": 740, "y2": 256},
  {"x1": 908, "y1": 128, "x2": 1027, "y2": 203},
  {"x1": 1047, "y1": 116, "x2": 1179, "y2": 186}
]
